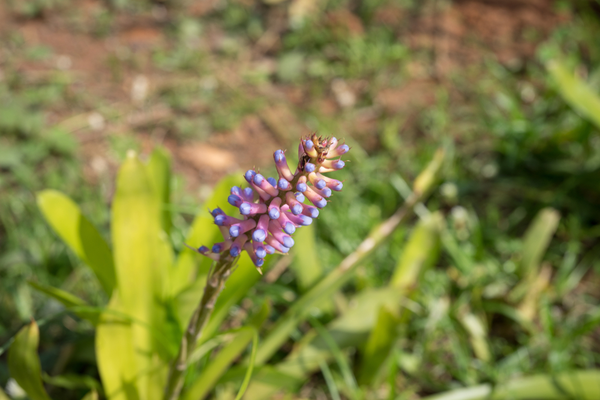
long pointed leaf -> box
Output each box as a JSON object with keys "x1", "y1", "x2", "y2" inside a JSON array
[
  {"x1": 37, "y1": 190, "x2": 115, "y2": 295},
  {"x1": 146, "y1": 148, "x2": 172, "y2": 236},
  {"x1": 28, "y1": 282, "x2": 98, "y2": 325},
  {"x1": 7, "y1": 321, "x2": 51, "y2": 400}
]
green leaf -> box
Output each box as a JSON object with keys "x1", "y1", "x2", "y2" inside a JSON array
[
  {"x1": 390, "y1": 213, "x2": 441, "y2": 290},
  {"x1": 290, "y1": 224, "x2": 323, "y2": 291},
  {"x1": 357, "y1": 306, "x2": 400, "y2": 386},
  {"x1": 81, "y1": 390, "x2": 99, "y2": 400},
  {"x1": 28, "y1": 281, "x2": 98, "y2": 325},
  {"x1": 422, "y1": 369, "x2": 600, "y2": 400},
  {"x1": 170, "y1": 173, "x2": 244, "y2": 297},
  {"x1": 97, "y1": 152, "x2": 172, "y2": 400},
  {"x1": 182, "y1": 327, "x2": 256, "y2": 400},
  {"x1": 234, "y1": 329, "x2": 259, "y2": 400},
  {"x1": 7, "y1": 321, "x2": 52, "y2": 400},
  {"x1": 0, "y1": 387, "x2": 9, "y2": 400},
  {"x1": 547, "y1": 59, "x2": 600, "y2": 130},
  {"x1": 37, "y1": 190, "x2": 116, "y2": 295},
  {"x1": 510, "y1": 208, "x2": 560, "y2": 302},
  {"x1": 43, "y1": 373, "x2": 102, "y2": 392},
  {"x1": 146, "y1": 147, "x2": 172, "y2": 236}
]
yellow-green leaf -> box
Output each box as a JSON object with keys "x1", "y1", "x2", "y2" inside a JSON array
[
  {"x1": 357, "y1": 306, "x2": 400, "y2": 385},
  {"x1": 98, "y1": 152, "x2": 172, "y2": 400},
  {"x1": 390, "y1": 213, "x2": 441, "y2": 290},
  {"x1": 81, "y1": 390, "x2": 99, "y2": 400},
  {"x1": 146, "y1": 147, "x2": 172, "y2": 236},
  {"x1": 37, "y1": 190, "x2": 115, "y2": 295},
  {"x1": 547, "y1": 60, "x2": 600, "y2": 130},
  {"x1": 7, "y1": 321, "x2": 52, "y2": 400},
  {"x1": 290, "y1": 224, "x2": 323, "y2": 291},
  {"x1": 28, "y1": 282, "x2": 98, "y2": 325},
  {"x1": 0, "y1": 387, "x2": 9, "y2": 400}
]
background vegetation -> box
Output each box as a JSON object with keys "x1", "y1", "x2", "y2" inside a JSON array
[{"x1": 1, "y1": 0, "x2": 600, "y2": 399}]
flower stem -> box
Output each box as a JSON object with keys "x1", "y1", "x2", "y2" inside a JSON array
[{"x1": 164, "y1": 257, "x2": 235, "y2": 400}]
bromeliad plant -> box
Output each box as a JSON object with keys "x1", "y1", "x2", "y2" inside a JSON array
[
  {"x1": 5, "y1": 135, "x2": 350, "y2": 400},
  {"x1": 164, "y1": 134, "x2": 349, "y2": 399}
]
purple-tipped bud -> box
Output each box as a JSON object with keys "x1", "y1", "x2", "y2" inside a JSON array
[
  {"x1": 229, "y1": 219, "x2": 257, "y2": 237},
  {"x1": 245, "y1": 170, "x2": 256, "y2": 181},
  {"x1": 313, "y1": 186, "x2": 332, "y2": 198},
  {"x1": 333, "y1": 160, "x2": 345, "y2": 169},
  {"x1": 328, "y1": 144, "x2": 349, "y2": 157},
  {"x1": 321, "y1": 159, "x2": 345, "y2": 170},
  {"x1": 274, "y1": 150, "x2": 294, "y2": 181},
  {"x1": 297, "y1": 176, "x2": 307, "y2": 191},
  {"x1": 230, "y1": 236, "x2": 247, "y2": 257},
  {"x1": 267, "y1": 177, "x2": 277, "y2": 187},
  {"x1": 265, "y1": 245, "x2": 275, "y2": 254},
  {"x1": 231, "y1": 186, "x2": 242, "y2": 196},
  {"x1": 305, "y1": 163, "x2": 316, "y2": 173},
  {"x1": 302, "y1": 205, "x2": 319, "y2": 218},
  {"x1": 328, "y1": 180, "x2": 343, "y2": 191},
  {"x1": 240, "y1": 202, "x2": 267, "y2": 216},
  {"x1": 278, "y1": 178, "x2": 291, "y2": 190},
  {"x1": 283, "y1": 221, "x2": 295, "y2": 234},
  {"x1": 328, "y1": 137, "x2": 338, "y2": 151},
  {"x1": 305, "y1": 187, "x2": 327, "y2": 209},
  {"x1": 295, "y1": 192, "x2": 305, "y2": 203},
  {"x1": 199, "y1": 245, "x2": 210, "y2": 253},
  {"x1": 265, "y1": 235, "x2": 290, "y2": 253},
  {"x1": 242, "y1": 187, "x2": 254, "y2": 202},
  {"x1": 212, "y1": 243, "x2": 222, "y2": 253},
  {"x1": 252, "y1": 229, "x2": 266, "y2": 242},
  {"x1": 283, "y1": 236, "x2": 294, "y2": 248},
  {"x1": 285, "y1": 192, "x2": 303, "y2": 215},
  {"x1": 256, "y1": 258, "x2": 264, "y2": 267},
  {"x1": 228, "y1": 194, "x2": 243, "y2": 207},
  {"x1": 253, "y1": 174, "x2": 264, "y2": 185},
  {"x1": 215, "y1": 214, "x2": 239, "y2": 226},
  {"x1": 211, "y1": 208, "x2": 225, "y2": 217},
  {"x1": 269, "y1": 208, "x2": 280, "y2": 219},
  {"x1": 315, "y1": 180, "x2": 326, "y2": 189},
  {"x1": 255, "y1": 245, "x2": 267, "y2": 259},
  {"x1": 269, "y1": 221, "x2": 295, "y2": 249},
  {"x1": 285, "y1": 211, "x2": 313, "y2": 226},
  {"x1": 303, "y1": 139, "x2": 318, "y2": 157}
]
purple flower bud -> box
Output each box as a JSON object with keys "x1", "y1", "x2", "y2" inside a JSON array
[
  {"x1": 285, "y1": 212, "x2": 312, "y2": 226},
  {"x1": 230, "y1": 236, "x2": 247, "y2": 257},
  {"x1": 256, "y1": 258, "x2": 264, "y2": 267},
  {"x1": 265, "y1": 245, "x2": 275, "y2": 254},
  {"x1": 228, "y1": 194, "x2": 243, "y2": 207},
  {"x1": 241, "y1": 187, "x2": 254, "y2": 202},
  {"x1": 229, "y1": 219, "x2": 257, "y2": 237},
  {"x1": 333, "y1": 160, "x2": 345, "y2": 169},
  {"x1": 283, "y1": 221, "x2": 295, "y2": 234},
  {"x1": 245, "y1": 170, "x2": 256, "y2": 181},
  {"x1": 212, "y1": 243, "x2": 222, "y2": 253},
  {"x1": 303, "y1": 139, "x2": 318, "y2": 157},
  {"x1": 296, "y1": 182, "x2": 307, "y2": 192},
  {"x1": 252, "y1": 229, "x2": 266, "y2": 242},
  {"x1": 255, "y1": 245, "x2": 267, "y2": 259},
  {"x1": 211, "y1": 207, "x2": 224, "y2": 217},
  {"x1": 269, "y1": 208, "x2": 280, "y2": 219},
  {"x1": 305, "y1": 162, "x2": 316, "y2": 173},
  {"x1": 328, "y1": 144, "x2": 349, "y2": 157},
  {"x1": 273, "y1": 150, "x2": 294, "y2": 181},
  {"x1": 316, "y1": 180, "x2": 326, "y2": 189},
  {"x1": 231, "y1": 186, "x2": 242, "y2": 196},
  {"x1": 283, "y1": 236, "x2": 294, "y2": 248},
  {"x1": 328, "y1": 137, "x2": 338, "y2": 151},
  {"x1": 313, "y1": 186, "x2": 332, "y2": 198},
  {"x1": 278, "y1": 178, "x2": 291, "y2": 190},
  {"x1": 199, "y1": 245, "x2": 210, "y2": 253},
  {"x1": 304, "y1": 187, "x2": 327, "y2": 209},
  {"x1": 215, "y1": 214, "x2": 237, "y2": 226},
  {"x1": 285, "y1": 192, "x2": 303, "y2": 215},
  {"x1": 321, "y1": 159, "x2": 345, "y2": 170},
  {"x1": 240, "y1": 202, "x2": 267, "y2": 216},
  {"x1": 295, "y1": 192, "x2": 305, "y2": 203},
  {"x1": 302, "y1": 205, "x2": 319, "y2": 218},
  {"x1": 267, "y1": 177, "x2": 277, "y2": 187},
  {"x1": 253, "y1": 174, "x2": 264, "y2": 185},
  {"x1": 265, "y1": 235, "x2": 290, "y2": 253}
]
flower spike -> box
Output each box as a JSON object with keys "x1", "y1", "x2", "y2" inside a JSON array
[{"x1": 187, "y1": 134, "x2": 349, "y2": 273}]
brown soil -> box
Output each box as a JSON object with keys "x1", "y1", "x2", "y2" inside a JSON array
[{"x1": 0, "y1": 0, "x2": 569, "y2": 193}]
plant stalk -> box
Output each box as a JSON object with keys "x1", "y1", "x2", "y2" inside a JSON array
[{"x1": 164, "y1": 258, "x2": 235, "y2": 400}]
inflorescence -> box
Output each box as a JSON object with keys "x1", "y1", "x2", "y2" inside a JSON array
[{"x1": 189, "y1": 134, "x2": 349, "y2": 273}]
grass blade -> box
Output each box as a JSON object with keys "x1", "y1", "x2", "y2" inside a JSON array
[{"x1": 234, "y1": 329, "x2": 259, "y2": 400}]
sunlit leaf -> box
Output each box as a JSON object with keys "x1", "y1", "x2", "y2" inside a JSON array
[
  {"x1": 146, "y1": 147, "x2": 172, "y2": 236},
  {"x1": 290, "y1": 224, "x2": 322, "y2": 291},
  {"x1": 97, "y1": 152, "x2": 172, "y2": 400},
  {"x1": 357, "y1": 306, "x2": 400, "y2": 386},
  {"x1": 547, "y1": 59, "x2": 600, "y2": 130},
  {"x1": 37, "y1": 189, "x2": 115, "y2": 295},
  {"x1": 81, "y1": 390, "x2": 99, "y2": 400},
  {"x1": 7, "y1": 321, "x2": 51, "y2": 400}
]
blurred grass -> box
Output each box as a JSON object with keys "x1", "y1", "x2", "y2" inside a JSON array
[{"x1": 1, "y1": 0, "x2": 600, "y2": 399}]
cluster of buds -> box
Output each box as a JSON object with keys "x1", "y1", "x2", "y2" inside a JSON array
[{"x1": 190, "y1": 134, "x2": 349, "y2": 273}]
